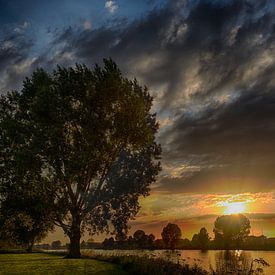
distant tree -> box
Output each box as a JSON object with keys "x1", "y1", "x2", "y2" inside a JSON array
[
  {"x1": 0, "y1": 59, "x2": 161, "y2": 258},
  {"x1": 85, "y1": 238, "x2": 95, "y2": 249},
  {"x1": 80, "y1": 240, "x2": 87, "y2": 249},
  {"x1": 133, "y1": 230, "x2": 146, "y2": 246},
  {"x1": 102, "y1": 237, "x2": 115, "y2": 249},
  {"x1": 51, "y1": 240, "x2": 62, "y2": 250},
  {"x1": 213, "y1": 214, "x2": 251, "y2": 248},
  {"x1": 133, "y1": 230, "x2": 146, "y2": 240},
  {"x1": 132, "y1": 230, "x2": 155, "y2": 249},
  {"x1": 191, "y1": 234, "x2": 199, "y2": 247},
  {"x1": 181, "y1": 238, "x2": 192, "y2": 248},
  {"x1": 154, "y1": 239, "x2": 164, "y2": 249},
  {"x1": 0, "y1": 182, "x2": 54, "y2": 252},
  {"x1": 148, "y1": 233, "x2": 155, "y2": 246},
  {"x1": 87, "y1": 238, "x2": 94, "y2": 243},
  {"x1": 161, "y1": 223, "x2": 181, "y2": 249},
  {"x1": 192, "y1": 227, "x2": 210, "y2": 249}
]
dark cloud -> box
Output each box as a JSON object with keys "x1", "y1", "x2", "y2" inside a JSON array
[
  {"x1": 164, "y1": 90, "x2": 275, "y2": 159},
  {"x1": 0, "y1": 30, "x2": 34, "y2": 93},
  {"x1": 158, "y1": 87, "x2": 275, "y2": 193},
  {"x1": 50, "y1": 0, "x2": 275, "y2": 108},
  {"x1": 1, "y1": 0, "x2": 275, "y2": 194}
]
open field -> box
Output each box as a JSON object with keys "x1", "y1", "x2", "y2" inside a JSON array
[{"x1": 0, "y1": 253, "x2": 128, "y2": 275}]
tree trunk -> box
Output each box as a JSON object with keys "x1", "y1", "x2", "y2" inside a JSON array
[
  {"x1": 26, "y1": 240, "x2": 34, "y2": 253},
  {"x1": 67, "y1": 213, "x2": 82, "y2": 258},
  {"x1": 68, "y1": 232, "x2": 81, "y2": 258}
]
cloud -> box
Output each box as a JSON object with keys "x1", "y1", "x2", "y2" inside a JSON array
[
  {"x1": 0, "y1": 28, "x2": 34, "y2": 93},
  {"x1": 158, "y1": 88, "x2": 275, "y2": 193},
  {"x1": 105, "y1": 1, "x2": 118, "y2": 14},
  {"x1": 1, "y1": 0, "x2": 275, "y2": 195},
  {"x1": 82, "y1": 20, "x2": 92, "y2": 30}
]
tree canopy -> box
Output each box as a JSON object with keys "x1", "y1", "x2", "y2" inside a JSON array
[
  {"x1": 191, "y1": 227, "x2": 210, "y2": 249},
  {"x1": 161, "y1": 223, "x2": 182, "y2": 249},
  {"x1": 0, "y1": 183, "x2": 54, "y2": 252},
  {"x1": 213, "y1": 214, "x2": 251, "y2": 248},
  {"x1": 0, "y1": 59, "x2": 161, "y2": 257}
]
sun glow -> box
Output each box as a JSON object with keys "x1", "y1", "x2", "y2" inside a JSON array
[{"x1": 223, "y1": 202, "x2": 246, "y2": 214}]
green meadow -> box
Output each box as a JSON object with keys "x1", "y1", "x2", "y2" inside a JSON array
[{"x1": 0, "y1": 253, "x2": 128, "y2": 275}]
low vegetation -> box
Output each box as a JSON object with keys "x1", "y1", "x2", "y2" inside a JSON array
[
  {"x1": 210, "y1": 250, "x2": 270, "y2": 275},
  {"x1": 87, "y1": 252, "x2": 269, "y2": 275},
  {"x1": 89, "y1": 254, "x2": 208, "y2": 275}
]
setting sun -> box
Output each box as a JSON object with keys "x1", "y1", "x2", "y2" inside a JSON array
[{"x1": 223, "y1": 202, "x2": 246, "y2": 214}]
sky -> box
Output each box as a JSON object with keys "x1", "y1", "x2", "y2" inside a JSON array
[{"x1": 1, "y1": 0, "x2": 275, "y2": 243}]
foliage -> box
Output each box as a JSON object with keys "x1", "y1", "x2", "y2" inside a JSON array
[
  {"x1": 132, "y1": 230, "x2": 155, "y2": 249},
  {"x1": 0, "y1": 59, "x2": 161, "y2": 257},
  {"x1": 192, "y1": 228, "x2": 210, "y2": 249},
  {"x1": 90, "y1": 254, "x2": 208, "y2": 275},
  {"x1": 210, "y1": 250, "x2": 269, "y2": 275},
  {"x1": 51, "y1": 240, "x2": 62, "y2": 250},
  {"x1": 161, "y1": 223, "x2": 182, "y2": 249},
  {"x1": 213, "y1": 214, "x2": 250, "y2": 248},
  {"x1": 133, "y1": 230, "x2": 146, "y2": 242},
  {"x1": 0, "y1": 177, "x2": 54, "y2": 252},
  {"x1": 102, "y1": 237, "x2": 115, "y2": 249}
]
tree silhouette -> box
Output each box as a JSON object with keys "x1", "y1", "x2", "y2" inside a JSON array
[
  {"x1": 132, "y1": 230, "x2": 155, "y2": 248},
  {"x1": 102, "y1": 237, "x2": 115, "y2": 249},
  {"x1": 51, "y1": 240, "x2": 62, "y2": 250},
  {"x1": 192, "y1": 227, "x2": 210, "y2": 249},
  {"x1": 213, "y1": 214, "x2": 250, "y2": 249},
  {"x1": 0, "y1": 59, "x2": 161, "y2": 257},
  {"x1": 161, "y1": 223, "x2": 181, "y2": 249},
  {"x1": 133, "y1": 230, "x2": 146, "y2": 247}
]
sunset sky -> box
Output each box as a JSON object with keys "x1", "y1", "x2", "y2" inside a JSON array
[{"x1": 1, "y1": 0, "x2": 275, "y2": 243}]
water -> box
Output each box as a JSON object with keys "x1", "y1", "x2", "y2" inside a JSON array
[{"x1": 82, "y1": 249, "x2": 275, "y2": 274}]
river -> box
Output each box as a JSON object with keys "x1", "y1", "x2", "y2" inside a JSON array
[{"x1": 82, "y1": 249, "x2": 275, "y2": 274}]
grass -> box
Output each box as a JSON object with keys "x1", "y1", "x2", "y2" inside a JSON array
[{"x1": 0, "y1": 253, "x2": 129, "y2": 275}]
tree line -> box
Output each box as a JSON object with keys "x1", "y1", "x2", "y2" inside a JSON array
[
  {"x1": 28, "y1": 213, "x2": 275, "y2": 251},
  {"x1": 100, "y1": 214, "x2": 275, "y2": 250}
]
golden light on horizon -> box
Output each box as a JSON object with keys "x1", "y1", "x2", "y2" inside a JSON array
[{"x1": 223, "y1": 201, "x2": 247, "y2": 214}]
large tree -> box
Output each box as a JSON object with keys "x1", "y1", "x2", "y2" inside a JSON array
[
  {"x1": 0, "y1": 59, "x2": 161, "y2": 257},
  {"x1": 213, "y1": 214, "x2": 251, "y2": 249}
]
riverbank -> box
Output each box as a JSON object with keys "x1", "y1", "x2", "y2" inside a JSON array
[
  {"x1": 81, "y1": 249, "x2": 274, "y2": 274},
  {"x1": 0, "y1": 253, "x2": 128, "y2": 274},
  {"x1": 0, "y1": 251, "x2": 209, "y2": 275}
]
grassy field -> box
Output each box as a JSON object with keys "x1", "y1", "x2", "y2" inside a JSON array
[{"x1": 0, "y1": 253, "x2": 129, "y2": 274}]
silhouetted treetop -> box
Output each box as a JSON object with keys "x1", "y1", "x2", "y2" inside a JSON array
[
  {"x1": 213, "y1": 214, "x2": 250, "y2": 249},
  {"x1": 161, "y1": 223, "x2": 182, "y2": 250}
]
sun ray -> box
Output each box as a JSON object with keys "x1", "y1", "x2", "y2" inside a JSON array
[{"x1": 223, "y1": 202, "x2": 246, "y2": 214}]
